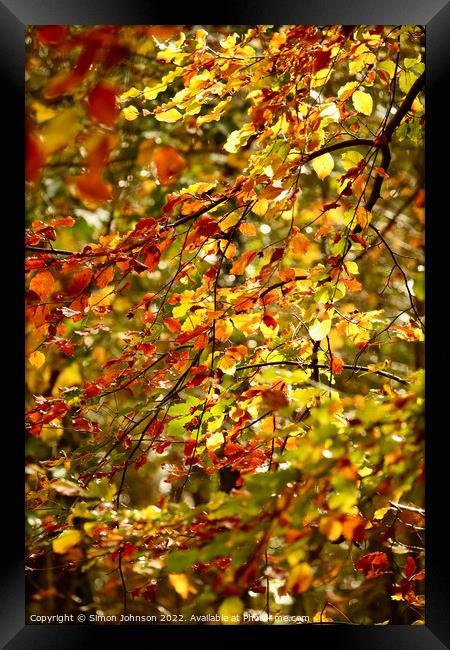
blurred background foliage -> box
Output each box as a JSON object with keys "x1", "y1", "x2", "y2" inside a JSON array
[{"x1": 26, "y1": 25, "x2": 424, "y2": 625}]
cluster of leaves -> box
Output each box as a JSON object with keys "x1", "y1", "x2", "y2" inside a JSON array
[{"x1": 26, "y1": 25, "x2": 425, "y2": 625}]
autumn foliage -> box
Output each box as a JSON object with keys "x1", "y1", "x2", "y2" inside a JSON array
[{"x1": 26, "y1": 25, "x2": 425, "y2": 625}]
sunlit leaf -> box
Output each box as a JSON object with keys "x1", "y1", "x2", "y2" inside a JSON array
[
  {"x1": 29, "y1": 350, "x2": 46, "y2": 368},
  {"x1": 312, "y1": 153, "x2": 334, "y2": 180},
  {"x1": 52, "y1": 529, "x2": 82, "y2": 554},
  {"x1": 352, "y1": 90, "x2": 373, "y2": 116},
  {"x1": 122, "y1": 105, "x2": 139, "y2": 121},
  {"x1": 154, "y1": 108, "x2": 182, "y2": 123},
  {"x1": 309, "y1": 319, "x2": 332, "y2": 341}
]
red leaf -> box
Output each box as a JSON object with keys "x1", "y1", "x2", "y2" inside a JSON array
[
  {"x1": 111, "y1": 542, "x2": 138, "y2": 563},
  {"x1": 175, "y1": 325, "x2": 209, "y2": 344},
  {"x1": 87, "y1": 83, "x2": 119, "y2": 126},
  {"x1": 26, "y1": 130, "x2": 46, "y2": 183},
  {"x1": 67, "y1": 268, "x2": 93, "y2": 295},
  {"x1": 142, "y1": 584, "x2": 157, "y2": 601},
  {"x1": 313, "y1": 49, "x2": 331, "y2": 72},
  {"x1": 355, "y1": 552, "x2": 389, "y2": 579},
  {"x1": 43, "y1": 41, "x2": 98, "y2": 100},
  {"x1": 270, "y1": 247, "x2": 284, "y2": 263},
  {"x1": 143, "y1": 244, "x2": 161, "y2": 272},
  {"x1": 36, "y1": 26, "x2": 68, "y2": 45},
  {"x1": 262, "y1": 313, "x2": 277, "y2": 329},
  {"x1": 404, "y1": 556, "x2": 417, "y2": 580}
]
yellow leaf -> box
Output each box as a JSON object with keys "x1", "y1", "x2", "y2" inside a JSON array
[
  {"x1": 313, "y1": 610, "x2": 333, "y2": 622},
  {"x1": 31, "y1": 101, "x2": 57, "y2": 123},
  {"x1": 319, "y1": 517, "x2": 343, "y2": 541},
  {"x1": 40, "y1": 108, "x2": 82, "y2": 155},
  {"x1": 232, "y1": 313, "x2": 260, "y2": 334},
  {"x1": 356, "y1": 206, "x2": 371, "y2": 229},
  {"x1": 180, "y1": 182, "x2": 217, "y2": 196},
  {"x1": 41, "y1": 418, "x2": 64, "y2": 444},
  {"x1": 341, "y1": 150, "x2": 363, "y2": 171},
  {"x1": 218, "y1": 596, "x2": 243, "y2": 624},
  {"x1": 287, "y1": 563, "x2": 313, "y2": 594},
  {"x1": 337, "y1": 81, "x2": 358, "y2": 101},
  {"x1": 260, "y1": 319, "x2": 279, "y2": 340},
  {"x1": 29, "y1": 350, "x2": 45, "y2": 368},
  {"x1": 217, "y1": 355, "x2": 237, "y2": 376},
  {"x1": 120, "y1": 87, "x2": 141, "y2": 100},
  {"x1": 373, "y1": 507, "x2": 391, "y2": 520},
  {"x1": 206, "y1": 432, "x2": 224, "y2": 450},
  {"x1": 252, "y1": 198, "x2": 269, "y2": 217},
  {"x1": 143, "y1": 80, "x2": 169, "y2": 101},
  {"x1": 215, "y1": 319, "x2": 233, "y2": 342},
  {"x1": 224, "y1": 125, "x2": 255, "y2": 153},
  {"x1": 52, "y1": 529, "x2": 82, "y2": 554},
  {"x1": 224, "y1": 130, "x2": 242, "y2": 154},
  {"x1": 309, "y1": 319, "x2": 331, "y2": 341},
  {"x1": 122, "y1": 105, "x2": 139, "y2": 121},
  {"x1": 352, "y1": 90, "x2": 373, "y2": 116},
  {"x1": 311, "y1": 68, "x2": 330, "y2": 88},
  {"x1": 311, "y1": 153, "x2": 334, "y2": 180},
  {"x1": 168, "y1": 573, "x2": 197, "y2": 599},
  {"x1": 411, "y1": 97, "x2": 424, "y2": 113},
  {"x1": 345, "y1": 260, "x2": 359, "y2": 275},
  {"x1": 154, "y1": 108, "x2": 182, "y2": 123},
  {"x1": 197, "y1": 99, "x2": 231, "y2": 125}
]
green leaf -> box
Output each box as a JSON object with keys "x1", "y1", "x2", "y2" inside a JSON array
[
  {"x1": 377, "y1": 60, "x2": 396, "y2": 80},
  {"x1": 398, "y1": 70, "x2": 418, "y2": 94},
  {"x1": 341, "y1": 150, "x2": 363, "y2": 171},
  {"x1": 244, "y1": 468, "x2": 301, "y2": 505},
  {"x1": 166, "y1": 549, "x2": 199, "y2": 573}
]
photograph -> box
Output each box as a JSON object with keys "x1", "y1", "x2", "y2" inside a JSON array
[{"x1": 24, "y1": 23, "x2": 428, "y2": 629}]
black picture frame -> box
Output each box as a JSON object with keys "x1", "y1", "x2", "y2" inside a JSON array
[{"x1": 4, "y1": 1, "x2": 449, "y2": 647}]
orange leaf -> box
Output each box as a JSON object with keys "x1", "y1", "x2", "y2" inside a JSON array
[
  {"x1": 30, "y1": 270, "x2": 55, "y2": 301},
  {"x1": 51, "y1": 216, "x2": 75, "y2": 228},
  {"x1": 230, "y1": 251, "x2": 256, "y2": 275},
  {"x1": 152, "y1": 146, "x2": 187, "y2": 185},
  {"x1": 289, "y1": 228, "x2": 309, "y2": 255},
  {"x1": 287, "y1": 563, "x2": 313, "y2": 595},
  {"x1": 163, "y1": 317, "x2": 182, "y2": 333},
  {"x1": 96, "y1": 266, "x2": 114, "y2": 288},
  {"x1": 343, "y1": 277, "x2": 362, "y2": 292},
  {"x1": 238, "y1": 222, "x2": 257, "y2": 237},
  {"x1": 74, "y1": 172, "x2": 113, "y2": 203},
  {"x1": 330, "y1": 355, "x2": 344, "y2": 374}
]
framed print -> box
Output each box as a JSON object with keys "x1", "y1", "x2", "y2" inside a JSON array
[{"x1": 1, "y1": 0, "x2": 448, "y2": 647}]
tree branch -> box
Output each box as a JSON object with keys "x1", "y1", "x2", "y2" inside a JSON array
[
  {"x1": 384, "y1": 71, "x2": 425, "y2": 141},
  {"x1": 25, "y1": 245, "x2": 74, "y2": 256},
  {"x1": 236, "y1": 360, "x2": 408, "y2": 385}
]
